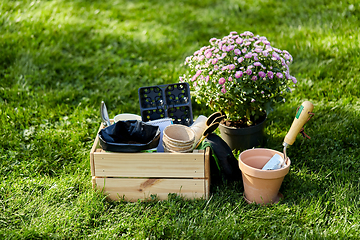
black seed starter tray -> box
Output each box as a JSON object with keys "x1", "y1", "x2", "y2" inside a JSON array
[{"x1": 138, "y1": 83, "x2": 193, "y2": 126}]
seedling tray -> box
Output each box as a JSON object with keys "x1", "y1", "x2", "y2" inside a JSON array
[{"x1": 138, "y1": 83, "x2": 193, "y2": 126}]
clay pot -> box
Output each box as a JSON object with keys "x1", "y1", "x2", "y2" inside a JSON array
[{"x1": 239, "y1": 148, "x2": 291, "y2": 205}]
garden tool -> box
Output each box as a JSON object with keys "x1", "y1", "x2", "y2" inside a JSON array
[
  {"x1": 194, "y1": 122, "x2": 220, "y2": 149},
  {"x1": 262, "y1": 101, "x2": 315, "y2": 170},
  {"x1": 194, "y1": 112, "x2": 226, "y2": 149},
  {"x1": 206, "y1": 111, "x2": 225, "y2": 126},
  {"x1": 100, "y1": 101, "x2": 111, "y2": 127}
]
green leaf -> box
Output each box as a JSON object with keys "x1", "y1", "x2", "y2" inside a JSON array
[{"x1": 244, "y1": 88, "x2": 253, "y2": 94}]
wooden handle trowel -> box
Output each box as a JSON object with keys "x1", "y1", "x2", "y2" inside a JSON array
[{"x1": 262, "y1": 101, "x2": 314, "y2": 170}]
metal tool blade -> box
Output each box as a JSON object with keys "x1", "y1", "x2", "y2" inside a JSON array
[
  {"x1": 100, "y1": 101, "x2": 111, "y2": 127},
  {"x1": 262, "y1": 154, "x2": 284, "y2": 170}
]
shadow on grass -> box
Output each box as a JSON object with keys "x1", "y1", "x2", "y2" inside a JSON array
[{"x1": 263, "y1": 102, "x2": 360, "y2": 203}]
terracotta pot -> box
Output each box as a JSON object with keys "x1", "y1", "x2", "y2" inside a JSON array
[
  {"x1": 239, "y1": 148, "x2": 291, "y2": 205},
  {"x1": 219, "y1": 116, "x2": 266, "y2": 151}
]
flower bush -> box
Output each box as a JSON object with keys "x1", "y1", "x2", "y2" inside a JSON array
[{"x1": 180, "y1": 31, "x2": 297, "y2": 126}]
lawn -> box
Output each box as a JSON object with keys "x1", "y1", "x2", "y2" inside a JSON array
[{"x1": 1, "y1": 0, "x2": 360, "y2": 238}]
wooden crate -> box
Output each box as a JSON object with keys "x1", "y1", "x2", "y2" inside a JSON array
[{"x1": 90, "y1": 123, "x2": 210, "y2": 202}]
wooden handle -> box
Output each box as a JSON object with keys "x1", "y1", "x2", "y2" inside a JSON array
[
  {"x1": 194, "y1": 134, "x2": 207, "y2": 149},
  {"x1": 284, "y1": 101, "x2": 314, "y2": 145}
]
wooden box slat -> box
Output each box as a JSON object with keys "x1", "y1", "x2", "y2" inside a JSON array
[
  {"x1": 93, "y1": 177, "x2": 206, "y2": 202},
  {"x1": 93, "y1": 151, "x2": 205, "y2": 178}
]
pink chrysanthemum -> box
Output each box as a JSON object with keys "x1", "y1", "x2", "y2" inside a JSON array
[
  {"x1": 182, "y1": 31, "x2": 297, "y2": 122},
  {"x1": 258, "y1": 71, "x2": 266, "y2": 78},
  {"x1": 272, "y1": 52, "x2": 280, "y2": 60},
  {"x1": 267, "y1": 71, "x2": 274, "y2": 79},
  {"x1": 227, "y1": 45, "x2": 235, "y2": 52},
  {"x1": 235, "y1": 71, "x2": 243, "y2": 78},
  {"x1": 276, "y1": 72, "x2": 283, "y2": 79},
  {"x1": 244, "y1": 53, "x2": 252, "y2": 59},
  {"x1": 246, "y1": 69, "x2": 252, "y2": 75},
  {"x1": 205, "y1": 50, "x2": 212, "y2": 59},
  {"x1": 236, "y1": 38, "x2": 243, "y2": 45},
  {"x1": 218, "y1": 77, "x2": 226, "y2": 85},
  {"x1": 209, "y1": 38, "x2": 217, "y2": 43}
]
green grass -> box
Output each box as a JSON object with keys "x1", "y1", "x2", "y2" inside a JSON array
[{"x1": 1, "y1": 0, "x2": 360, "y2": 238}]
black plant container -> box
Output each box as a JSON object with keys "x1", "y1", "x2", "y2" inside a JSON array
[
  {"x1": 138, "y1": 83, "x2": 193, "y2": 126},
  {"x1": 218, "y1": 116, "x2": 267, "y2": 151}
]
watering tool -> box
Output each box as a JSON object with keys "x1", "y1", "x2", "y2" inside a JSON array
[{"x1": 262, "y1": 101, "x2": 315, "y2": 170}]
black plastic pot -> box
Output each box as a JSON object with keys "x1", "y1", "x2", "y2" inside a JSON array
[
  {"x1": 98, "y1": 120, "x2": 160, "y2": 152},
  {"x1": 218, "y1": 116, "x2": 267, "y2": 151}
]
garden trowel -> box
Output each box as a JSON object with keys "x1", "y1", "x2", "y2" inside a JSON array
[
  {"x1": 262, "y1": 101, "x2": 315, "y2": 170},
  {"x1": 100, "y1": 101, "x2": 111, "y2": 127}
]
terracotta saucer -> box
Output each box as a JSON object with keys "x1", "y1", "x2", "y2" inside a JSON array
[{"x1": 243, "y1": 192, "x2": 284, "y2": 205}]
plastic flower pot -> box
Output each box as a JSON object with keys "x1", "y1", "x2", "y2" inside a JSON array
[
  {"x1": 239, "y1": 148, "x2": 291, "y2": 205},
  {"x1": 219, "y1": 116, "x2": 266, "y2": 151}
]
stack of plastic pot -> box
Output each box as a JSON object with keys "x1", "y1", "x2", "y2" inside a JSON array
[{"x1": 162, "y1": 124, "x2": 195, "y2": 153}]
